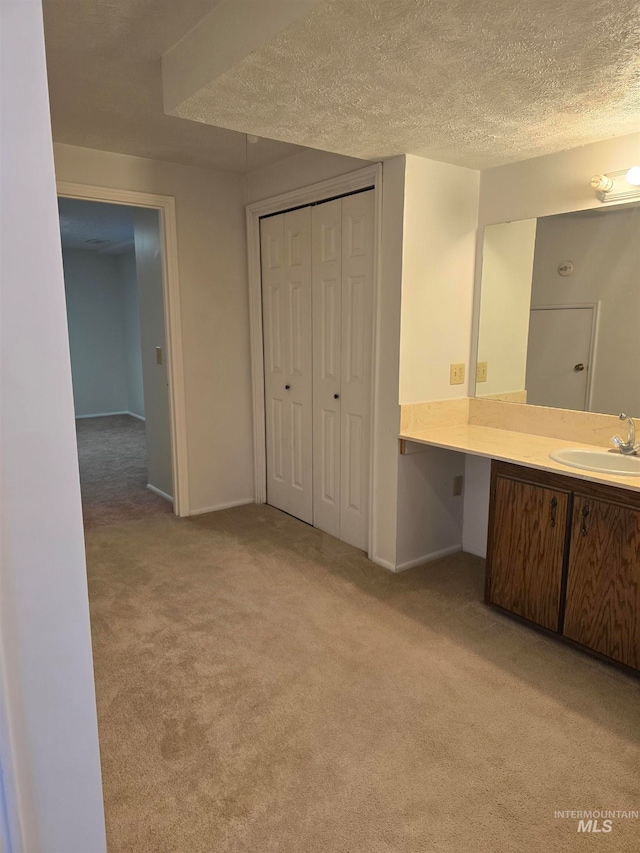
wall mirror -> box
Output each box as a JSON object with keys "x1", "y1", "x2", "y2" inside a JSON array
[{"x1": 474, "y1": 201, "x2": 640, "y2": 418}]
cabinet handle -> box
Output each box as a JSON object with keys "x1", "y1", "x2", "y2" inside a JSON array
[
  {"x1": 581, "y1": 504, "x2": 590, "y2": 536},
  {"x1": 550, "y1": 496, "x2": 558, "y2": 527}
]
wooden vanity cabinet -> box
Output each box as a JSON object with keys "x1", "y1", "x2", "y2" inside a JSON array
[
  {"x1": 486, "y1": 461, "x2": 640, "y2": 673},
  {"x1": 487, "y1": 474, "x2": 569, "y2": 630},
  {"x1": 563, "y1": 496, "x2": 640, "y2": 669}
]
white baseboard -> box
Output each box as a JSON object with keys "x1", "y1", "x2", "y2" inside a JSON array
[
  {"x1": 462, "y1": 543, "x2": 487, "y2": 558},
  {"x1": 147, "y1": 484, "x2": 174, "y2": 504},
  {"x1": 75, "y1": 410, "x2": 129, "y2": 419},
  {"x1": 371, "y1": 555, "x2": 396, "y2": 572},
  {"x1": 394, "y1": 544, "x2": 463, "y2": 573},
  {"x1": 75, "y1": 410, "x2": 145, "y2": 421},
  {"x1": 189, "y1": 498, "x2": 254, "y2": 517}
]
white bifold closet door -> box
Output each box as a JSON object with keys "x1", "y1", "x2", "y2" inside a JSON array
[
  {"x1": 261, "y1": 189, "x2": 374, "y2": 551},
  {"x1": 261, "y1": 206, "x2": 314, "y2": 524},
  {"x1": 311, "y1": 191, "x2": 374, "y2": 549}
]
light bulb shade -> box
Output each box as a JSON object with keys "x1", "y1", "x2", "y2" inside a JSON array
[{"x1": 625, "y1": 166, "x2": 640, "y2": 186}]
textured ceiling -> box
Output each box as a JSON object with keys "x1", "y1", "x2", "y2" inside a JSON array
[
  {"x1": 169, "y1": 0, "x2": 640, "y2": 168},
  {"x1": 42, "y1": 0, "x2": 304, "y2": 173},
  {"x1": 58, "y1": 198, "x2": 135, "y2": 253}
]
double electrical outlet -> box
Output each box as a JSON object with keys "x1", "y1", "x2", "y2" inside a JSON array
[
  {"x1": 449, "y1": 362, "x2": 488, "y2": 385},
  {"x1": 449, "y1": 363, "x2": 465, "y2": 385}
]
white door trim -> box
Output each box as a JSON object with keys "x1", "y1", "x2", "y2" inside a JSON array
[
  {"x1": 56, "y1": 181, "x2": 189, "y2": 517},
  {"x1": 246, "y1": 163, "x2": 382, "y2": 558},
  {"x1": 529, "y1": 302, "x2": 600, "y2": 412}
]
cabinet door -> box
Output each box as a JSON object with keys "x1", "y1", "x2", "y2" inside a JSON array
[
  {"x1": 488, "y1": 476, "x2": 568, "y2": 631},
  {"x1": 564, "y1": 497, "x2": 640, "y2": 669}
]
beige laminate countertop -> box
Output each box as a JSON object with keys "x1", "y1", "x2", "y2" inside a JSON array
[{"x1": 399, "y1": 423, "x2": 640, "y2": 493}]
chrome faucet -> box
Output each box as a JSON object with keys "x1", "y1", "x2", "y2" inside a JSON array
[{"x1": 611, "y1": 413, "x2": 640, "y2": 455}]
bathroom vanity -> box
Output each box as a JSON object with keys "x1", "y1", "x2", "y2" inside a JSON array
[
  {"x1": 486, "y1": 460, "x2": 640, "y2": 673},
  {"x1": 398, "y1": 397, "x2": 640, "y2": 676},
  {"x1": 397, "y1": 195, "x2": 640, "y2": 675}
]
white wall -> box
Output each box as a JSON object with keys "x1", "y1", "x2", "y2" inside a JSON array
[
  {"x1": 0, "y1": 2, "x2": 106, "y2": 850},
  {"x1": 399, "y1": 155, "x2": 480, "y2": 405},
  {"x1": 119, "y1": 250, "x2": 145, "y2": 418},
  {"x1": 63, "y1": 247, "x2": 145, "y2": 416},
  {"x1": 134, "y1": 208, "x2": 173, "y2": 497},
  {"x1": 479, "y1": 132, "x2": 640, "y2": 226},
  {"x1": 395, "y1": 155, "x2": 479, "y2": 567},
  {"x1": 64, "y1": 247, "x2": 145, "y2": 418},
  {"x1": 247, "y1": 148, "x2": 370, "y2": 202},
  {"x1": 477, "y1": 219, "x2": 537, "y2": 397},
  {"x1": 396, "y1": 446, "x2": 466, "y2": 568},
  {"x1": 463, "y1": 131, "x2": 640, "y2": 558},
  {"x1": 529, "y1": 207, "x2": 640, "y2": 417},
  {"x1": 54, "y1": 142, "x2": 254, "y2": 514}
]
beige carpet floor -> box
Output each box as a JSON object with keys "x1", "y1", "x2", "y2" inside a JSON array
[
  {"x1": 76, "y1": 415, "x2": 172, "y2": 528},
  {"x1": 86, "y1": 505, "x2": 640, "y2": 852}
]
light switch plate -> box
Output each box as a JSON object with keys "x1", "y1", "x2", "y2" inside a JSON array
[
  {"x1": 450, "y1": 363, "x2": 465, "y2": 385},
  {"x1": 476, "y1": 362, "x2": 488, "y2": 383}
]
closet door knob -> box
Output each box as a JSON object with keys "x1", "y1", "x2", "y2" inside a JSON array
[
  {"x1": 285, "y1": 385, "x2": 290, "y2": 390},
  {"x1": 334, "y1": 393, "x2": 340, "y2": 399}
]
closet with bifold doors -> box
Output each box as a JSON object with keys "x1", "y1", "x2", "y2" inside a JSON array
[{"x1": 260, "y1": 189, "x2": 374, "y2": 551}]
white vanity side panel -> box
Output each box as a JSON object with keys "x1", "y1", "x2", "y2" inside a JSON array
[{"x1": 462, "y1": 455, "x2": 491, "y2": 558}]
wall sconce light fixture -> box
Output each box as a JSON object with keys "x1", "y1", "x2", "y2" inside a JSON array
[{"x1": 591, "y1": 168, "x2": 640, "y2": 202}]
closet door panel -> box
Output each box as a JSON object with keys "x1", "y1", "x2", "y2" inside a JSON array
[
  {"x1": 340, "y1": 190, "x2": 374, "y2": 551},
  {"x1": 261, "y1": 208, "x2": 313, "y2": 523},
  {"x1": 261, "y1": 215, "x2": 290, "y2": 515},
  {"x1": 312, "y1": 199, "x2": 342, "y2": 537},
  {"x1": 283, "y1": 208, "x2": 313, "y2": 523}
]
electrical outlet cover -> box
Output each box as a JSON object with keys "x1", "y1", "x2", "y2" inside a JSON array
[{"x1": 450, "y1": 363, "x2": 465, "y2": 385}]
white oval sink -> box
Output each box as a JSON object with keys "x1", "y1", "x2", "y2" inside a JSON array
[{"x1": 549, "y1": 448, "x2": 640, "y2": 476}]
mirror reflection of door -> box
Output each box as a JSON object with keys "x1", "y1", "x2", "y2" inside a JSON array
[{"x1": 525, "y1": 306, "x2": 596, "y2": 411}]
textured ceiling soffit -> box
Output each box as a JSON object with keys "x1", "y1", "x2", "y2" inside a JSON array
[{"x1": 168, "y1": 0, "x2": 640, "y2": 169}]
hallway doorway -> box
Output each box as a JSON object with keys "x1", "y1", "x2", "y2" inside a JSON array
[{"x1": 58, "y1": 197, "x2": 174, "y2": 525}]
